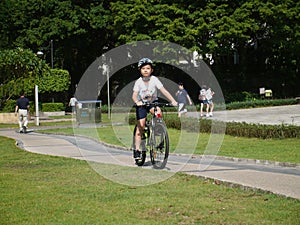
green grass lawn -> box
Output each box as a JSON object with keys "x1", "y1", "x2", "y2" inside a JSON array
[{"x1": 1, "y1": 136, "x2": 299, "y2": 224}]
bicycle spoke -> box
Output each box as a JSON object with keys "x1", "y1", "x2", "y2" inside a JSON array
[{"x1": 150, "y1": 123, "x2": 169, "y2": 169}]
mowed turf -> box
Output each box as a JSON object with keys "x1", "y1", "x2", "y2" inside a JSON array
[{"x1": 0, "y1": 136, "x2": 299, "y2": 224}]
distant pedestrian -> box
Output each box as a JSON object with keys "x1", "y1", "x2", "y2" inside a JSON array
[
  {"x1": 206, "y1": 87, "x2": 215, "y2": 117},
  {"x1": 75, "y1": 102, "x2": 82, "y2": 126},
  {"x1": 15, "y1": 91, "x2": 30, "y2": 133},
  {"x1": 198, "y1": 85, "x2": 209, "y2": 117},
  {"x1": 176, "y1": 82, "x2": 192, "y2": 117},
  {"x1": 69, "y1": 96, "x2": 78, "y2": 114}
]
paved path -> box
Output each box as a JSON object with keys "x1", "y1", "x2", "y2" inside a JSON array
[
  {"x1": 188, "y1": 104, "x2": 300, "y2": 126},
  {"x1": 1, "y1": 105, "x2": 300, "y2": 199}
]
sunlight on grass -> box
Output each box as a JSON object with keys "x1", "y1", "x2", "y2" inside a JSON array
[
  {"x1": 90, "y1": 162, "x2": 174, "y2": 186},
  {"x1": 1, "y1": 136, "x2": 299, "y2": 224}
]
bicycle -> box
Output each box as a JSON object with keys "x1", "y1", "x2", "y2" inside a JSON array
[{"x1": 132, "y1": 102, "x2": 171, "y2": 169}]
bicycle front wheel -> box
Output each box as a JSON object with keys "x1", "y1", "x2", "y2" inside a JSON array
[{"x1": 150, "y1": 123, "x2": 169, "y2": 169}]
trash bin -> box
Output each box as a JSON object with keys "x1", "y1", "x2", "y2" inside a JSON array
[
  {"x1": 265, "y1": 90, "x2": 272, "y2": 98},
  {"x1": 77, "y1": 100, "x2": 102, "y2": 123}
]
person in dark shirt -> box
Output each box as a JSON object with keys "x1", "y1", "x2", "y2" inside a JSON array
[
  {"x1": 15, "y1": 91, "x2": 30, "y2": 132},
  {"x1": 176, "y1": 82, "x2": 192, "y2": 117}
]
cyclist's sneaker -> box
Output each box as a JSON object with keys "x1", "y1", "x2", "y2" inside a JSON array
[
  {"x1": 23, "y1": 126, "x2": 27, "y2": 132},
  {"x1": 133, "y1": 150, "x2": 141, "y2": 159},
  {"x1": 209, "y1": 112, "x2": 213, "y2": 117}
]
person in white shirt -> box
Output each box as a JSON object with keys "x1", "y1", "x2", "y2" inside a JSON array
[
  {"x1": 69, "y1": 96, "x2": 78, "y2": 114},
  {"x1": 198, "y1": 85, "x2": 209, "y2": 117},
  {"x1": 206, "y1": 87, "x2": 215, "y2": 117},
  {"x1": 132, "y1": 58, "x2": 177, "y2": 159}
]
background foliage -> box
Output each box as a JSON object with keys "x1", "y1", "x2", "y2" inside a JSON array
[
  {"x1": 0, "y1": 48, "x2": 70, "y2": 108},
  {"x1": 127, "y1": 113, "x2": 300, "y2": 139},
  {"x1": 0, "y1": 0, "x2": 299, "y2": 104}
]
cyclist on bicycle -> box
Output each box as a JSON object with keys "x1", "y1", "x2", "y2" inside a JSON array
[{"x1": 132, "y1": 58, "x2": 177, "y2": 159}]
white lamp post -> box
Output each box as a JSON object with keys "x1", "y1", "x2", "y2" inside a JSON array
[
  {"x1": 34, "y1": 85, "x2": 39, "y2": 126},
  {"x1": 102, "y1": 63, "x2": 111, "y2": 119},
  {"x1": 35, "y1": 40, "x2": 54, "y2": 125}
]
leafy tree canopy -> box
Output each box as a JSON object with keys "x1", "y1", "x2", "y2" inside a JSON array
[
  {"x1": 0, "y1": 48, "x2": 70, "y2": 101},
  {"x1": 0, "y1": 0, "x2": 299, "y2": 99}
]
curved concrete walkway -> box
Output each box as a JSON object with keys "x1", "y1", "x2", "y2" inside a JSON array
[{"x1": 0, "y1": 105, "x2": 300, "y2": 199}]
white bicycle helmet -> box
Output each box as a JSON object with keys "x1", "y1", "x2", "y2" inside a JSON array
[{"x1": 138, "y1": 58, "x2": 153, "y2": 69}]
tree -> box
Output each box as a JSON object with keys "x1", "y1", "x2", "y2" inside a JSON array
[
  {"x1": 0, "y1": 48, "x2": 70, "y2": 105},
  {"x1": 0, "y1": 0, "x2": 299, "y2": 100},
  {"x1": 0, "y1": 0, "x2": 111, "y2": 88}
]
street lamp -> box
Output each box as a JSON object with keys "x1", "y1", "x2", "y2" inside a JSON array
[
  {"x1": 37, "y1": 39, "x2": 54, "y2": 68},
  {"x1": 50, "y1": 39, "x2": 53, "y2": 69},
  {"x1": 34, "y1": 85, "x2": 39, "y2": 126},
  {"x1": 34, "y1": 40, "x2": 54, "y2": 126},
  {"x1": 102, "y1": 63, "x2": 111, "y2": 119}
]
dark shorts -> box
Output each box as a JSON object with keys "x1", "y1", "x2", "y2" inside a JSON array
[
  {"x1": 200, "y1": 100, "x2": 209, "y2": 104},
  {"x1": 135, "y1": 103, "x2": 157, "y2": 120},
  {"x1": 136, "y1": 105, "x2": 150, "y2": 120},
  {"x1": 178, "y1": 103, "x2": 186, "y2": 112}
]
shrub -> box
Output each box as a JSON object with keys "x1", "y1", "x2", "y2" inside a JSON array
[
  {"x1": 225, "y1": 98, "x2": 297, "y2": 110},
  {"x1": 1, "y1": 99, "x2": 34, "y2": 112},
  {"x1": 225, "y1": 122, "x2": 300, "y2": 139},
  {"x1": 1, "y1": 99, "x2": 16, "y2": 112},
  {"x1": 41, "y1": 103, "x2": 65, "y2": 112},
  {"x1": 127, "y1": 114, "x2": 300, "y2": 139}
]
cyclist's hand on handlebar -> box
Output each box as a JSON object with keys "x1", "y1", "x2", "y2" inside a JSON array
[
  {"x1": 135, "y1": 100, "x2": 143, "y2": 106},
  {"x1": 171, "y1": 101, "x2": 178, "y2": 106}
]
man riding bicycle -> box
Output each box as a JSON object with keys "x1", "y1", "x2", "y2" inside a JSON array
[{"x1": 132, "y1": 58, "x2": 177, "y2": 159}]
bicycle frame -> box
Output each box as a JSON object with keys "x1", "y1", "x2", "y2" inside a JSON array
[{"x1": 133, "y1": 102, "x2": 170, "y2": 169}]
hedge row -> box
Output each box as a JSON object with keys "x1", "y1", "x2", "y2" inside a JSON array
[
  {"x1": 2, "y1": 98, "x2": 297, "y2": 113},
  {"x1": 106, "y1": 98, "x2": 297, "y2": 113},
  {"x1": 128, "y1": 114, "x2": 300, "y2": 139},
  {"x1": 41, "y1": 103, "x2": 65, "y2": 112},
  {"x1": 224, "y1": 98, "x2": 297, "y2": 110},
  {"x1": 0, "y1": 100, "x2": 65, "y2": 112}
]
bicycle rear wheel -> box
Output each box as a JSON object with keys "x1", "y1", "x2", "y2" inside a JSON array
[{"x1": 150, "y1": 123, "x2": 169, "y2": 169}]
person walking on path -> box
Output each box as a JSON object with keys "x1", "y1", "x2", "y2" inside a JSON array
[
  {"x1": 198, "y1": 85, "x2": 209, "y2": 117},
  {"x1": 132, "y1": 57, "x2": 177, "y2": 159},
  {"x1": 206, "y1": 87, "x2": 215, "y2": 117},
  {"x1": 15, "y1": 91, "x2": 30, "y2": 133},
  {"x1": 176, "y1": 82, "x2": 192, "y2": 117},
  {"x1": 69, "y1": 96, "x2": 78, "y2": 115}
]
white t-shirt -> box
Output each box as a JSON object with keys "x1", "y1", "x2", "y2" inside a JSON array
[
  {"x1": 133, "y1": 76, "x2": 163, "y2": 102},
  {"x1": 206, "y1": 88, "x2": 213, "y2": 100},
  {"x1": 69, "y1": 97, "x2": 78, "y2": 106},
  {"x1": 199, "y1": 89, "x2": 207, "y2": 100}
]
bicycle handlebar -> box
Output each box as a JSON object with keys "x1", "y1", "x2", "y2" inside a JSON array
[{"x1": 140, "y1": 102, "x2": 174, "y2": 107}]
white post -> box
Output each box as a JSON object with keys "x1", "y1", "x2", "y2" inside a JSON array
[
  {"x1": 35, "y1": 85, "x2": 39, "y2": 126},
  {"x1": 102, "y1": 63, "x2": 111, "y2": 120},
  {"x1": 107, "y1": 69, "x2": 111, "y2": 119}
]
